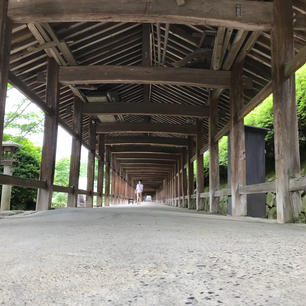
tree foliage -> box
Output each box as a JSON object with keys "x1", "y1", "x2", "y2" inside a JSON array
[
  {"x1": 4, "y1": 91, "x2": 44, "y2": 137},
  {"x1": 1, "y1": 134, "x2": 41, "y2": 210},
  {"x1": 202, "y1": 64, "x2": 306, "y2": 184}
]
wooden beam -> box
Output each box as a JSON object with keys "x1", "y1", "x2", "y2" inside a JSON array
[
  {"x1": 0, "y1": 174, "x2": 46, "y2": 189},
  {"x1": 285, "y1": 45, "x2": 306, "y2": 78},
  {"x1": 0, "y1": 0, "x2": 11, "y2": 157},
  {"x1": 82, "y1": 102, "x2": 208, "y2": 118},
  {"x1": 109, "y1": 145, "x2": 183, "y2": 154},
  {"x1": 114, "y1": 153, "x2": 177, "y2": 161},
  {"x1": 59, "y1": 65, "x2": 231, "y2": 88},
  {"x1": 96, "y1": 122, "x2": 197, "y2": 135},
  {"x1": 67, "y1": 97, "x2": 82, "y2": 208},
  {"x1": 105, "y1": 136, "x2": 188, "y2": 147},
  {"x1": 36, "y1": 58, "x2": 59, "y2": 211},
  {"x1": 272, "y1": 0, "x2": 301, "y2": 223},
  {"x1": 8, "y1": 0, "x2": 273, "y2": 31},
  {"x1": 229, "y1": 63, "x2": 246, "y2": 216},
  {"x1": 119, "y1": 160, "x2": 176, "y2": 166}
]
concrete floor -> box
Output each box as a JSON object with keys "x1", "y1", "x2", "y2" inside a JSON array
[{"x1": 0, "y1": 203, "x2": 305, "y2": 306}]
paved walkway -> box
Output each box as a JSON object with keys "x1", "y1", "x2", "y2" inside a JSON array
[{"x1": 0, "y1": 203, "x2": 305, "y2": 306}]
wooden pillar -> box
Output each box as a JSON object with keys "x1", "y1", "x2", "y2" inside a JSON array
[
  {"x1": 86, "y1": 121, "x2": 96, "y2": 208},
  {"x1": 96, "y1": 135, "x2": 105, "y2": 207},
  {"x1": 230, "y1": 63, "x2": 247, "y2": 216},
  {"x1": 177, "y1": 157, "x2": 181, "y2": 207},
  {"x1": 111, "y1": 157, "x2": 116, "y2": 204},
  {"x1": 0, "y1": 0, "x2": 11, "y2": 157},
  {"x1": 272, "y1": 0, "x2": 301, "y2": 223},
  {"x1": 124, "y1": 173, "x2": 128, "y2": 201},
  {"x1": 187, "y1": 137, "x2": 194, "y2": 209},
  {"x1": 67, "y1": 97, "x2": 82, "y2": 208},
  {"x1": 196, "y1": 120, "x2": 204, "y2": 211},
  {"x1": 104, "y1": 147, "x2": 111, "y2": 206},
  {"x1": 36, "y1": 58, "x2": 59, "y2": 211},
  {"x1": 180, "y1": 152, "x2": 186, "y2": 208},
  {"x1": 209, "y1": 95, "x2": 220, "y2": 213}
]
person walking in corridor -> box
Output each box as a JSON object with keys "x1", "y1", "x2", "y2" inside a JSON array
[{"x1": 136, "y1": 180, "x2": 144, "y2": 203}]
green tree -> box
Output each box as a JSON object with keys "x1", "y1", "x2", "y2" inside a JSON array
[
  {"x1": 1, "y1": 134, "x2": 41, "y2": 210},
  {"x1": 4, "y1": 92, "x2": 44, "y2": 137},
  {"x1": 54, "y1": 157, "x2": 70, "y2": 186}
]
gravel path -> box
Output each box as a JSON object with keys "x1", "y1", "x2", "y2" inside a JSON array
[{"x1": 0, "y1": 203, "x2": 305, "y2": 306}]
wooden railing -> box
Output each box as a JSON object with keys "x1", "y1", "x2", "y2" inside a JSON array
[
  {"x1": 0, "y1": 173, "x2": 130, "y2": 201},
  {"x1": 165, "y1": 177, "x2": 306, "y2": 203}
]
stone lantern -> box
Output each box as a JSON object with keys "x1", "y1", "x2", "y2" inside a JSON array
[{"x1": 0, "y1": 141, "x2": 22, "y2": 211}]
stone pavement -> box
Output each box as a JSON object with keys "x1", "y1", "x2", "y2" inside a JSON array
[{"x1": 0, "y1": 203, "x2": 305, "y2": 306}]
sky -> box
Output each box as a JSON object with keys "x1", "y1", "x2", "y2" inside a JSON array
[{"x1": 5, "y1": 87, "x2": 89, "y2": 162}]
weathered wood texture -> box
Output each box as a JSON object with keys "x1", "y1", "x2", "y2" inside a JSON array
[
  {"x1": 0, "y1": 0, "x2": 11, "y2": 157},
  {"x1": 209, "y1": 95, "x2": 220, "y2": 213},
  {"x1": 230, "y1": 63, "x2": 247, "y2": 216},
  {"x1": 96, "y1": 135, "x2": 105, "y2": 207},
  {"x1": 105, "y1": 136, "x2": 188, "y2": 147},
  {"x1": 8, "y1": 0, "x2": 273, "y2": 31},
  {"x1": 82, "y1": 102, "x2": 208, "y2": 118},
  {"x1": 196, "y1": 121, "x2": 204, "y2": 211},
  {"x1": 187, "y1": 137, "x2": 194, "y2": 209},
  {"x1": 36, "y1": 58, "x2": 59, "y2": 211},
  {"x1": 0, "y1": 173, "x2": 46, "y2": 189},
  {"x1": 272, "y1": 0, "x2": 301, "y2": 223},
  {"x1": 96, "y1": 122, "x2": 197, "y2": 135},
  {"x1": 104, "y1": 147, "x2": 111, "y2": 206},
  {"x1": 86, "y1": 121, "x2": 96, "y2": 207},
  {"x1": 67, "y1": 97, "x2": 82, "y2": 208},
  {"x1": 59, "y1": 65, "x2": 231, "y2": 88}
]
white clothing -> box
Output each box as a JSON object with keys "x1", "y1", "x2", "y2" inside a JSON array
[{"x1": 136, "y1": 183, "x2": 143, "y2": 193}]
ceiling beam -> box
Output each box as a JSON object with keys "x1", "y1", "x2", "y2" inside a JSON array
[
  {"x1": 97, "y1": 122, "x2": 197, "y2": 135},
  {"x1": 114, "y1": 153, "x2": 177, "y2": 160},
  {"x1": 8, "y1": 0, "x2": 273, "y2": 31},
  {"x1": 105, "y1": 136, "x2": 188, "y2": 147},
  {"x1": 110, "y1": 145, "x2": 183, "y2": 154},
  {"x1": 82, "y1": 102, "x2": 208, "y2": 118},
  {"x1": 119, "y1": 160, "x2": 176, "y2": 165},
  {"x1": 59, "y1": 65, "x2": 231, "y2": 88}
]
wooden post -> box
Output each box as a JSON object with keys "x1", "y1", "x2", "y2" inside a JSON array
[
  {"x1": 104, "y1": 146, "x2": 111, "y2": 206},
  {"x1": 272, "y1": 0, "x2": 301, "y2": 223},
  {"x1": 67, "y1": 97, "x2": 82, "y2": 208},
  {"x1": 187, "y1": 137, "x2": 194, "y2": 209},
  {"x1": 209, "y1": 95, "x2": 220, "y2": 213},
  {"x1": 0, "y1": 0, "x2": 11, "y2": 157},
  {"x1": 177, "y1": 157, "x2": 181, "y2": 207},
  {"x1": 230, "y1": 63, "x2": 247, "y2": 216},
  {"x1": 196, "y1": 120, "x2": 204, "y2": 210},
  {"x1": 86, "y1": 120, "x2": 96, "y2": 207},
  {"x1": 36, "y1": 58, "x2": 59, "y2": 211},
  {"x1": 96, "y1": 135, "x2": 105, "y2": 207},
  {"x1": 124, "y1": 173, "x2": 128, "y2": 202},
  {"x1": 111, "y1": 157, "x2": 116, "y2": 204},
  {"x1": 180, "y1": 152, "x2": 186, "y2": 208}
]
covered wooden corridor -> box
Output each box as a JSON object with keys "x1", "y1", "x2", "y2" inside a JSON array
[{"x1": 0, "y1": 0, "x2": 305, "y2": 223}]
